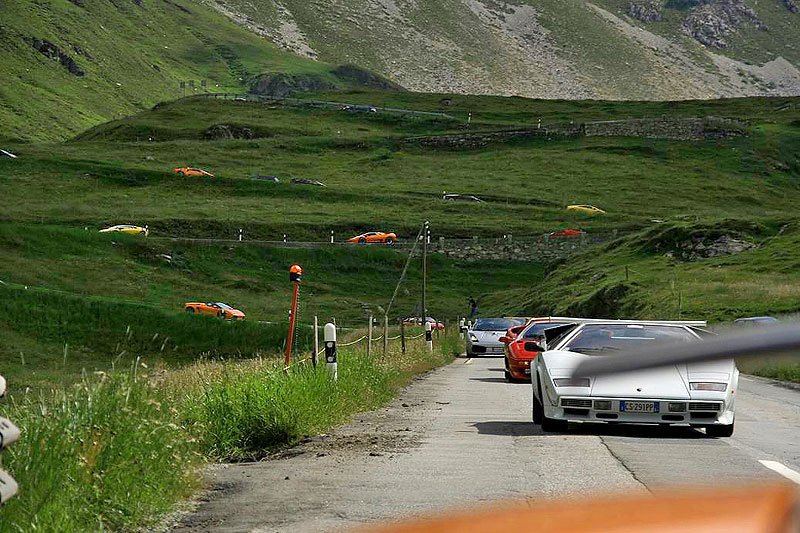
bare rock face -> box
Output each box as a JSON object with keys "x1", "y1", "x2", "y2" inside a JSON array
[
  {"x1": 28, "y1": 38, "x2": 85, "y2": 76},
  {"x1": 629, "y1": 0, "x2": 664, "y2": 23},
  {"x1": 683, "y1": 0, "x2": 767, "y2": 49},
  {"x1": 784, "y1": 0, "x2": 799, "y2": 13}
]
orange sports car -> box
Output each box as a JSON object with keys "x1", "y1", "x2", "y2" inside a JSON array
[
  {"x1": 174, "y1": 167, "x2": 215, "y2": 178},
  {"x1": 185, "y1": 301, "x2": 245, "y2": 320},
  {"x1": 347, "y1": 231, "x2": 397, "y2": 245}
]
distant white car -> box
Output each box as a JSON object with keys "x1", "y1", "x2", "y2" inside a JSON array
[
  {"x1": 467, "y1": 317, "x2": 526, "y2": 356},
  {"x1": 531, "y1": 320, "x2": 737, "y2": 437}
]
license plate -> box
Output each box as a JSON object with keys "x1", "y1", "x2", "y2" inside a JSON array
[{"x1": 620, "y1": 401, "x2": 659, "y2": 413}]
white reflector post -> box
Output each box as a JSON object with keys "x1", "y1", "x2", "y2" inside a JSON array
[
  {"x1": 0, "y1": 373, "x2": 19, "y2": 505},
  {"x1": 0, "y1": 469, "x2": 18, "y2": 505},
  {"x1": 425, "y1": 322, "x2": 433, "y2": 352},
  {"x1": 0, "y1": 418, "x2": 20, "y2": 450},
  {"x1": 324, "y1": 323, "x2": 338, "y2": 380}
]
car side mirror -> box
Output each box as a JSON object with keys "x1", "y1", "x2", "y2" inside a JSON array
[
  {"x1": 524, "y1": 341, "x2": 543, "y2": 352},
  {"x1": 499, "y1": 336, "x2": 510, "y2": 343}
]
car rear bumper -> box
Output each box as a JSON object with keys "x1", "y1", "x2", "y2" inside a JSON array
[
  {"x1": 507, "y1": 358, "x2": 532, "y2": 380},
  {"x1": 544, "y1": 396, "x2": 734, "y2": 425}
]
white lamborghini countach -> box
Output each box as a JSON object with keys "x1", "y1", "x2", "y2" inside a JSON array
[{"x1": 531, "y1": 320, "x2": 738, "y2": 437}]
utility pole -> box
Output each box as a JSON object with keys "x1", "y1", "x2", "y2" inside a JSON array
[{"x1": 421, "y1": 221, "x2": 429, "y2": 327}]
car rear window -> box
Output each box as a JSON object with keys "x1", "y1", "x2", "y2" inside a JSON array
[
  {"x1": 522, "y1": 323, "x2": 569, "y2": 339},
  {"x1": 473, "y1": 318, "x2": 526, "y2": 331},
  {"x1": 562, "y1": 324, "x2": 696, "y2": 354}
]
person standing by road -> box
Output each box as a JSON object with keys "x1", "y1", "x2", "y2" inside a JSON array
[{"x1": 468, "y1": 296, "x2": 478, "y2": 318}]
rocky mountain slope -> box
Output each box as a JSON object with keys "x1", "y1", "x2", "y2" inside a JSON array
[
  {"x1": 204, "y1": 0, "x2": 800, "y2": 100},
  {"x1": 0, "y1": 0, "x2": 348, "y2": 142}
]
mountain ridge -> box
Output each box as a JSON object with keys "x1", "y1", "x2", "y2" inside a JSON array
[{"x1": 204, "y1": 0, "x2": 800, "y2": 100}]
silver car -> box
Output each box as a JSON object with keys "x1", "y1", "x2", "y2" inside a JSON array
[{"x1": 467, "y1": 317, "x2": 526, "y2": 356}]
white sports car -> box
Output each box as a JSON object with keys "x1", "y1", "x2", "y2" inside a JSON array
[{"x1": 531, "y1": 320, "x2": 738, "y2": 437}]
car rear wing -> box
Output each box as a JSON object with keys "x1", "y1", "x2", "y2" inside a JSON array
[{"x1": 530, "y1": 316, "x2": 707, "y2": 327}]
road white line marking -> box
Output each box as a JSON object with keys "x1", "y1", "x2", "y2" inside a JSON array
[
  {"x1": 759, "y1": 460, "x2": 800, "y2": 485},
  {"x1": 464, "y1": 358, "x2": 472, "y2": 365}
]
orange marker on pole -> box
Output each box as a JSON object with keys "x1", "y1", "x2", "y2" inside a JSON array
[{"x1": 285, "y1": 263, "x2": 303, "y2": 374}]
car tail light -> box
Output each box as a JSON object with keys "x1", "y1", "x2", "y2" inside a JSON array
[{"x1": 690, "y1": 382, "x2": 727, "y2": 392}]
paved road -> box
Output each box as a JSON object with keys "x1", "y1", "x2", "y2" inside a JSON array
[{"x1": 174, "y1": 357, "x2": 799, "y2": 533}]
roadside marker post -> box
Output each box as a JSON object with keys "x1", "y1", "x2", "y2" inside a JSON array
[
  {"x1": 0, "y1": 374, "x2": 20, "y2": 506},
  {"x1": 330, "y1": 230, "x2": 334, "y2": 244},
  {"x1": 324, "y1": 323, "x2": 338, "y2": 380},
  {"x1": 239, "y1": 228, "x2": 243, "y2": 242},
  {"x1": 284, "y1": 264, "x2": 303, "y2": 375},
  {"x1": 425, "y1": 322, "x2": 433, "y2": 352},
  {"x1": 313, "y1": 315, "x2": 319, "y2": 368},
  {"x1": 383, "y1": 314, "x2": 389, "y2": 355},
  {"x1": 367, "y1": 313, "x2": 373, "y2": 358},
  {"x1": 400, "y1": 320, "x2": 406, "y2": 354}
]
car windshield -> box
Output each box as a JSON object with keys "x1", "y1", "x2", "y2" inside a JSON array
[
  {"x1": 562, "y1": 324, "x2": 696, "y2": 354},
  {"x1": 215, "y1": 302, "x2": 232, "y2": 309},
  {"x1": 521, "y1": 322, "x2": 570, "y2": 339},
  {"x1": 472, "y1": 318, "x2": 525, "y2": 331}
]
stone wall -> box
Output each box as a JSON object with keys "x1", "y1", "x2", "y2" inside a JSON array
[{"x1": 402, "y1": 233, "x2": 620, "y2": 262}]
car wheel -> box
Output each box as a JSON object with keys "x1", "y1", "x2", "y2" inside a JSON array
[
  {"x1": 706, "y1": 422, "x2": 734, "y2": 438},
  {"x1": 139, "y1": 231, "x2": 146, "y2": 236},
  {"x1": 186, "y1": 307, "x2": 195, "y2": 314},
  {"x1": 384, "y1": 237, "x2": 394, "y2": 245},
  {"x1": 539, "y1": 377, "x2": 567, "y2": 432},
  {"x1": 218, "y1": 311, "x2": 226, "y2": 319},
  {"x1": 504, "y1": 369, "x2": 514, "y2": 382},
  {"x1": 531, "y1": 379, "x2": 544, "y2": 424},
  {"x1": 359, "y1": 237, "x2": 367, "y2": 244},
  {"x1": 178, "y1": 171, "x2": 185, "y2": 176}
]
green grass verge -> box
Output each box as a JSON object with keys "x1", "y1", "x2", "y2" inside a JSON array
[
  {"x1": 0, "y1": 331, "x2": 457, "y2": 531},
  {"x1": 0, "y1": 370, "x2": 202, "y2": 532}
]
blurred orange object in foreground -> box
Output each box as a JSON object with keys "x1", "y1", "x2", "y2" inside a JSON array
[{"x1": 358, "y1": 484, "x2": 798, "y2": 533}]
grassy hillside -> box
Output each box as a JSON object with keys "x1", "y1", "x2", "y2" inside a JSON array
[
  {"x1": 2, "y1": 92, "x2": 800, "y2": 390},
  {"x1": 485, "y1": 220, "x2": 800, "y2": 322},
  {"x1": 0, "y1": 0, "x2": 352, "y2": 142}
]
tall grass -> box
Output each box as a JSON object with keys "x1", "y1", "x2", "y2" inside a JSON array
[
  {"x1": 0, "y1": 367, "x2": 202, "y2": 532},
  {"x1": 168, "y1": 331, "x2": 457, "y2": 460},
  {"x1": 0, "y1": 331, "x2": 457, "y2": 530}
]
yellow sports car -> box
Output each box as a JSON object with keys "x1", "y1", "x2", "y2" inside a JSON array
[
  {"x1": 99, "y1": 224, "x2": 149, "y2": 236},
  {"x1": 566, "y1": 204, "x2": 606, "y2": 215}
]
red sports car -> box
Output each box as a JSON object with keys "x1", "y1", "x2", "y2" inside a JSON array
[
  {"x1": 502, "y1": 319, "x2": 573, "y2": 382},
  {"x1": 546, "y1": 228, "x2": 583, "y2": 237}
]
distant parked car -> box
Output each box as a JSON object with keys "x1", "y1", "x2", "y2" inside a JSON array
[
  {"x1": 547, "y1": 229, "x2": 583, "y2": 237},
  {"x1": 467, "y1": 317, "x2": 526, "y2": 357},
  {"x1": 174, "y1": 167, "x2": 214, "y2": 178},
  {"x1": 348, "y1": 231, "x2": 397, "y2": 245},
  {"x1": 567, "y1": 205, "x2": 605, "y2": 214},
  {"x1": 734, "y1": 316, "x2": 779, "y2": 327},
  {"x1": 185, "y1": 302, "x2": 245, "y2": 320},
  {"x1": 99, "y1": 224, "x2": 148, "y2": 236},
  {"x1": 443, "y1": 193, "x2": 485, "y2": 203},
  {"x1": 252, "y1": 175, "x2": 280, "y2": 182},
  {"x1": 291, "y1": 178, "x2": 326, "y2": 187},
  {"x1": 403, "y1": 316, "x2": 445, "y2": 330}
]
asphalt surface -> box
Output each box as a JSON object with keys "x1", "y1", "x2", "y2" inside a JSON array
[{"x1": 173, "y1": 356, "x2": 800, "y2": 533}]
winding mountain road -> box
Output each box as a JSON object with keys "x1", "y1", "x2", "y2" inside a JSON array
[{"x1": 173, "y1": 356, "x2": 800, "y2": 533}]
